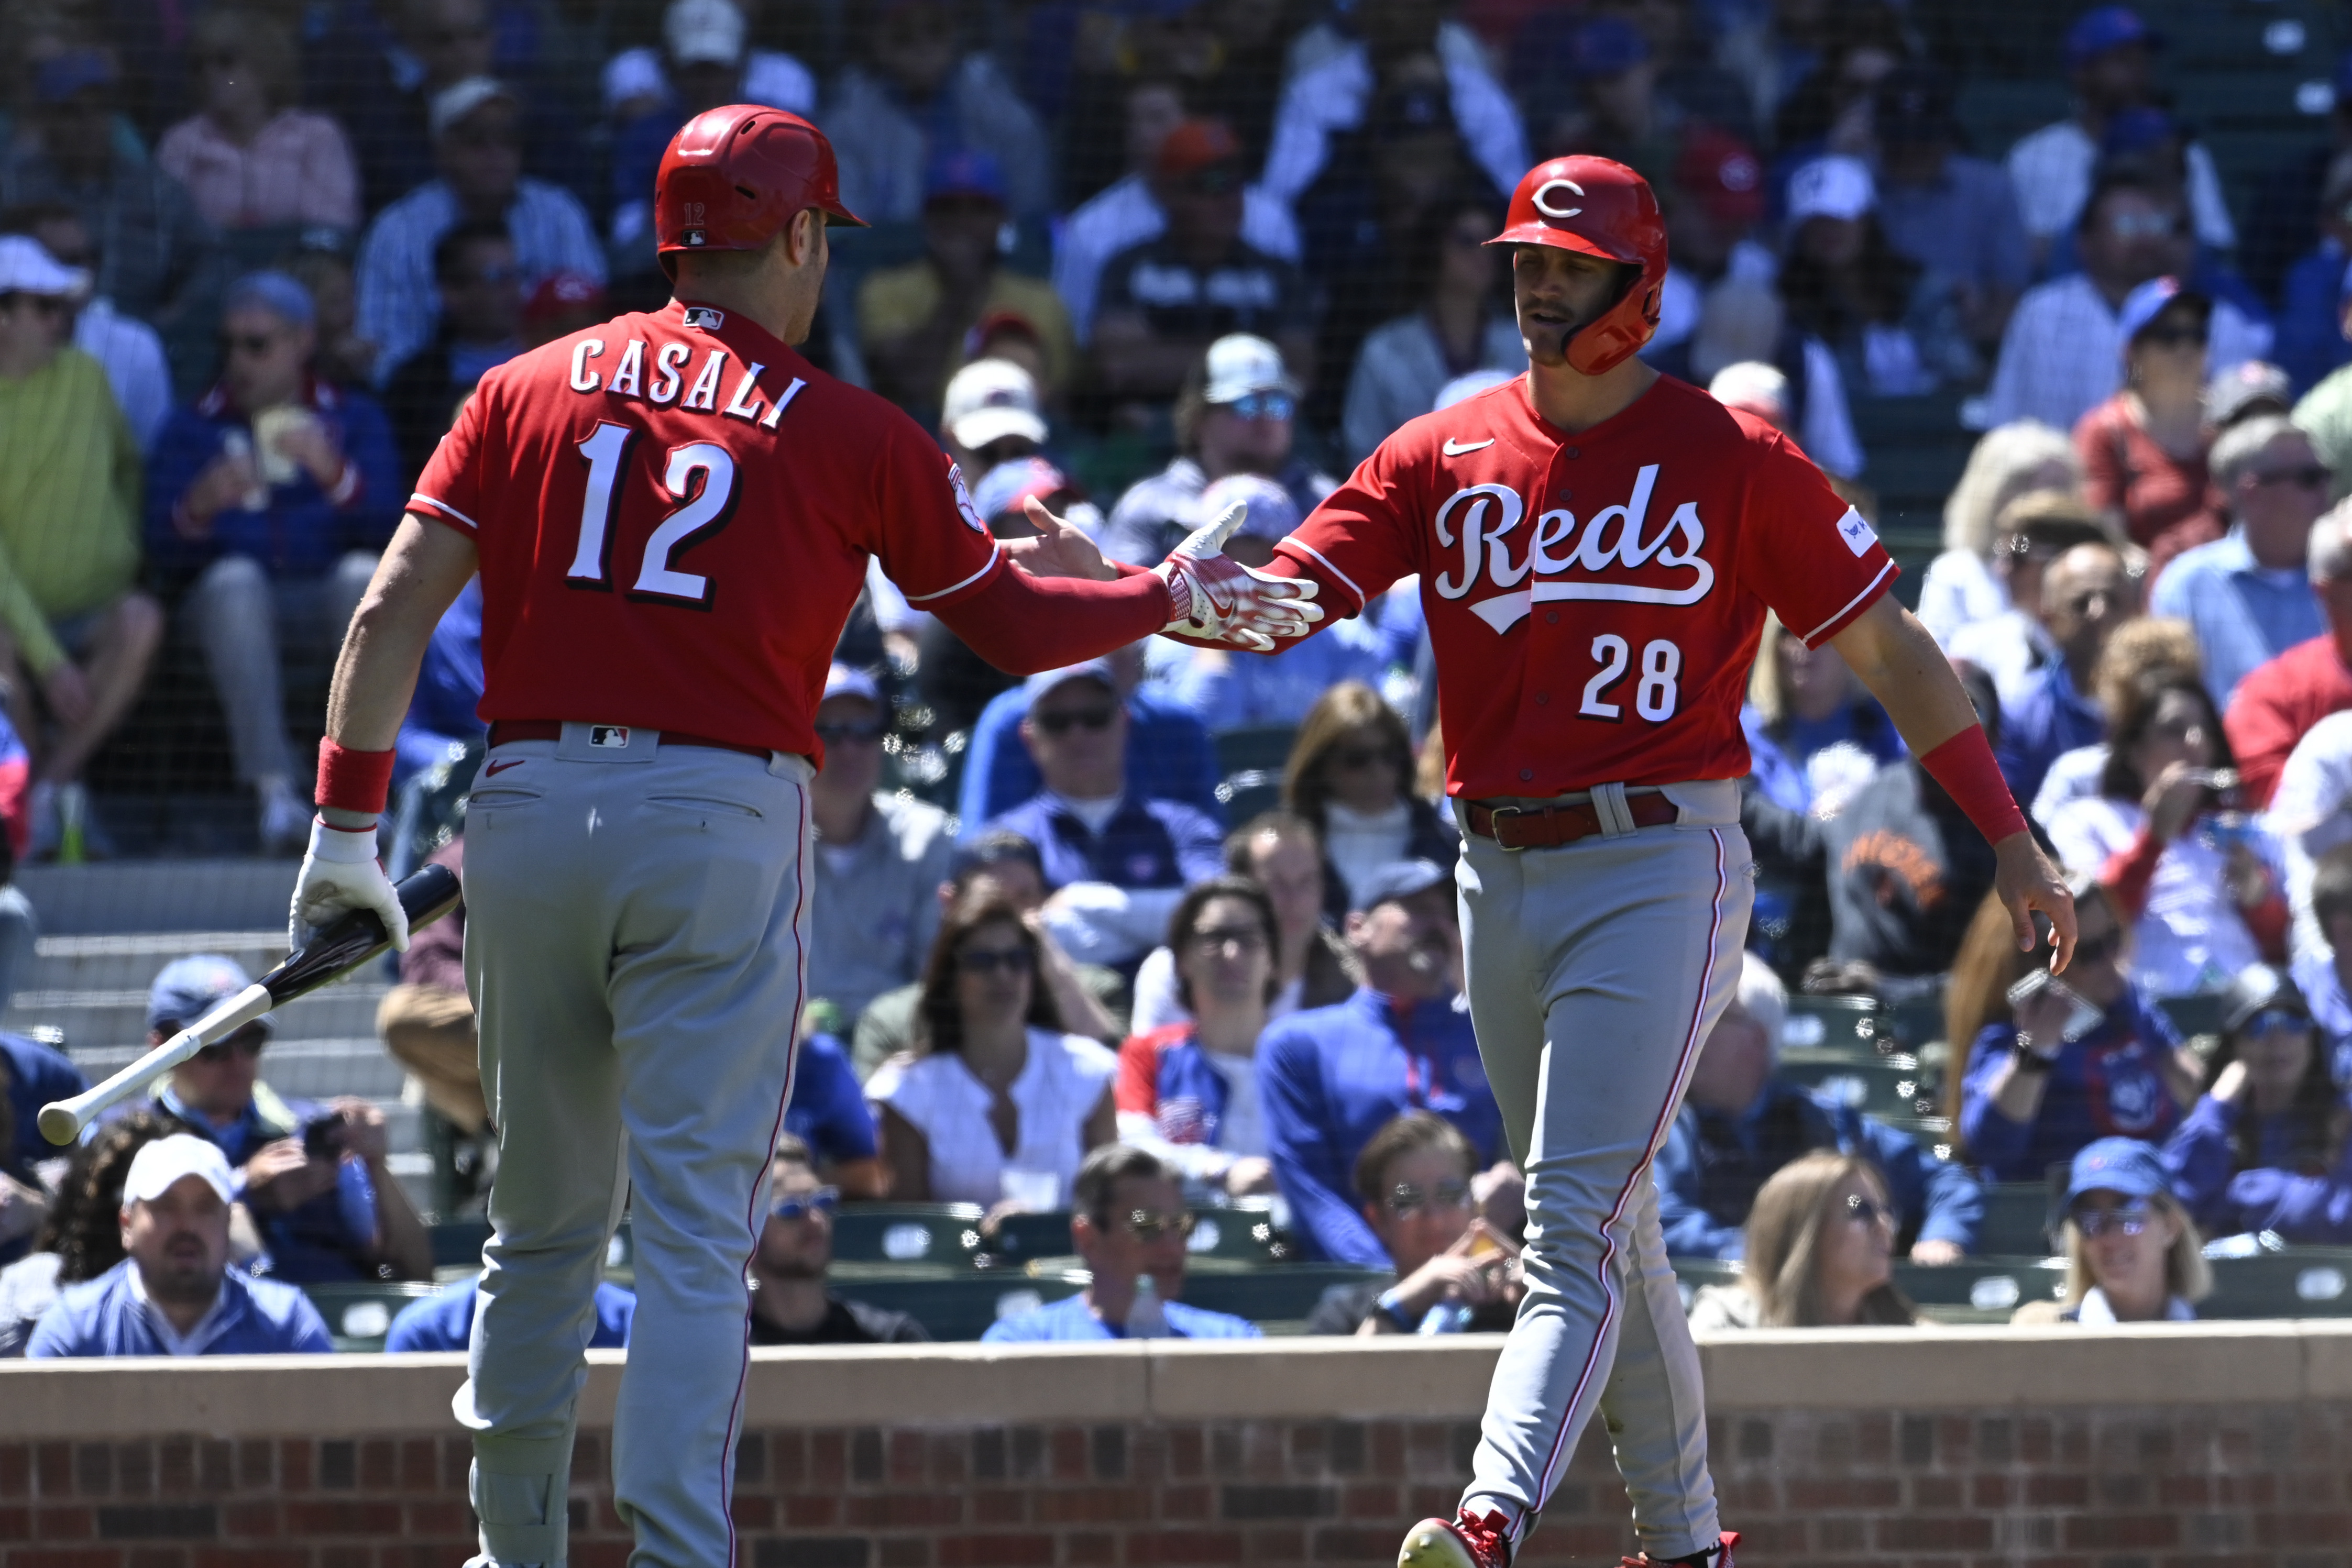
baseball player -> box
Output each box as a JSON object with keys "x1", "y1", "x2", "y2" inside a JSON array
[
  {"x1": 287, "y1": 106, "x2": 1314, "y2": 1568},
  {"x1": 1207, "y1": 158, "x2": 2078, "y2": 1567}
]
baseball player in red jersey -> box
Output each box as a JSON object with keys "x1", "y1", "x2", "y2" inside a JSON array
[
  {"x1": 1209, "y1": 158, "x2": 2079, "y2": 1567},
  {"x1": 283, "y1": 107, "x2": 1315, "y2": 1568}
]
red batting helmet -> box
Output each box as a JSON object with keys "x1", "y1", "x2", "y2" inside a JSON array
[
  {"x1": 1488, "y1": 156, "x2": 1667, "y2": 376},
  {"x1": 655, "y1": 104, "x2": 866, "y2": 272}
]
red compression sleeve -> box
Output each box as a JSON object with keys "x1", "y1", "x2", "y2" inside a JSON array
[
  {"x1": 932, "y1": 561, "x2": 1173, "y2": 676},
  {"x1": 2096, "y1": 823, "x2": 2163, "y2": 921},
  {"x1": 315, "y1": 739, "x2": 395, "y2": 820},
  {"x1": 1918, "y1": 725, "x2": 2029, "y2": 847}
]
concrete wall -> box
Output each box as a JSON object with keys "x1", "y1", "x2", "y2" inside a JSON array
[{"x1": 4, "y1": 1324, "x2": 2349, "y2": 1566}]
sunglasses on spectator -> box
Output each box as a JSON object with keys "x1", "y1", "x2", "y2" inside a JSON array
[
  {"x1": 1223, "y1": 392, "x2": 1294, "y2": 422},
  {"x1": 2136, "y1": 326, "x2": 2205, "y2": 349},
  {"x1": 1327, "y1": 745, "x2": 1397, "y2": 771},
  {"x1": 1, "y1": 292, "x2": 70, "y2": 318},
  {"x1": 769, "y1": 1186, "x2": 839, "y2": 1222},
  {"x1": 193, "y1": 1029, "x2": 267, "y2": 1064},
  {"x1": 1186, "y1": 923, "x2": 1269, "y2": 953},
  {"x1": 814, "y1": 720, "x2": 886, "y2": 745},
  {"x1": 2241, "y1": 1008, "x2": 2309, "y2": 1039},
  {"x1": 2249, "y1": 465, "x2": 2331, "y2": 490},
  {"x1": 2060, "y1": 590, "x2": 2117, "y2": 616},
  {"x1": 221, "y1": 332, "x2": 282, "y2": 358},
  {"x1": 1843, "y1": 1194, "x2": 1894, "y2": 1229},
  {"x1": 2107, "y1": 212, "x2": 2183, "y2": 238},
  {"x1": 2072, "y1": 1201, "x2": 2152, "y2": 1238},
  {"x1": 1384, "y1": 1178, "x2": 1473, "y2": 1216},
  {"x1": 1033, "y1": 706, "x2": 1116, "y2": 735},
  {"x1": 958, "y1": 945, "x2": 1034, "y2": 976},
  {"x1": 1116, "y1": 1209, "x2": 1196, "y2": 1241}
]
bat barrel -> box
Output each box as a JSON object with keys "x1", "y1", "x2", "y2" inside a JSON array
[{"x1": 35, "y1": 981, "x2": 274, "y2": 1145}]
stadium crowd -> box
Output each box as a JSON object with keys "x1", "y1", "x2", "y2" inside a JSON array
[{"x1": 12, "y1": 0, "x2": 2352, "y2": 1350}]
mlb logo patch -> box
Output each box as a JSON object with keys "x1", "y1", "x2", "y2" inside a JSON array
[
  {"x1": 683, "y1": 305, "x2": 726, "y2": 330},
  {"x1": 1836, "y1": 506, "x2": 1879, "y2": 558},
  {"x1": 589, "y1": 725, "x2": 632, "y2": 748}
]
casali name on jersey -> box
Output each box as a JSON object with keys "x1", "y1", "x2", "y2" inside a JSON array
[{"x1": 1432, "y1": 465, "x2": 1713, "y2": 632}]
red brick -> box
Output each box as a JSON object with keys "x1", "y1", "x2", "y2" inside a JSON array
[
  {"x1": 401, "y1": 1499, "x2": 472, "y2": 1535},
  {"x1": 283, "y1": 1501, "x2": 403, "y2": 1537},
  {"x1": 1786, "y1": 1477, "x2": 1899, "y2": 1510},
  {"x1": 1876, "y1": 1516, "x2": 1994, "y2": 1552},
  {"x1": 847, "y1": 1495, "x2": 966, "y2": 1529},
  {"x1": 1339, "y1": 1484, "x2": 1398, "y2": 1521},
  {"x1": 782, "y1": 1495, "x2": 839, "y2": 1528},
  {"x1": 10, "y1": 1551, "x2": 130, "y2": 1568},
  {"x1": 276, "y1": 1444, "x2": 310, "y2": 1496},
  {"x1": 728, "y1": 1496, "x2": 772, "y2": 1530},
  {"x1": 193, "y1": 1550, "x2": 306, "y2": 1568},
  {"x1": 1160, "y1": 1485, "x2": 1212, "y2": 1522},
  {"x1": 1033, "y1": 1488, "x2": 1150, "y2": 1526},
  {"x1": 399, "y1": 1441, "x2": 437, "y2": 1491},
  {"x1": 878, "y1": 1538, "x2": 932, "y2": 1568},
  {"x1": 937, "y1": 1533, "x2": 1055, "y2": 1568},
  {"x1": 0, "y1": 1445, "x2": 29, "y2": 1499},
  {"x1": 1050, "y1": 1428, "x2": 1089, "y2": 1483},
  {"x1": 970, "y1": 1493, "x2": 1025, "y2": 1526},
  {"x1": 2060, "y1": 1512, "x2": 2180, "y2": 1549},
  {"x1": 1912, "y1": 1475, "x2": 1962, "y2": 1507},
  {"x1": 569, "y1": 1543, "x2": 630, "y2": 1568},
  {"x1": 810, "y1": 1432, "x2": 847, "y2": 1487},
  {"x1": 1167, "y1": 1428, "x2": 1204, "y2": 1481},
  {"x1": 221, "y1": 1501, "x2": 279, "y2": 1539},
  {"x1": 35, "y1": 1508, "x2": 94, "y2": 1540},
  {"x1": 35, "y1": 1445, "x2": 70, "y2": 1498},
  {"x1": 124, "y1": 1549, "x2": 185, "y2": 1568},
  {"x1": 1065, "y1": 1532, "x2": 1116, "y2": 1566},
  {"x1": 769, "y1": 1432, "x2": 806, "y2": 1487},
  {"x1": 1124, "y1": 1529, "x2": 1243, "y2": 1565}
]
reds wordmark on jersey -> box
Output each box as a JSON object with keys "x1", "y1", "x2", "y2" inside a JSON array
[
  {"x1": 1277, "y1": 374, "x2": 1897, "y2": 800},
  {"x1": 408, "y1": 300, "x2": 1003, "y2": 761}
]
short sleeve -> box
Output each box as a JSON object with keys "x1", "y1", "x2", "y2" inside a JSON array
[
  {"x1": 408, "y1": 376, "x2": 493, "y2": 536},
  {"x1": 866, "y1": 425, "x2": 1003, "y2": 611},
  {"x1": 1732, "y1": 431, "x2": 1899, "y2": 647},
  {"x1": 1115, "y1": 1033, "x2": 1159, "y2": 1116},
  {"x1": 1275, "y1": 442, "x2": 1425, "y2": 617}
]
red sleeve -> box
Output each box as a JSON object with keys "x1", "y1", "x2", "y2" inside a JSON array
[
  {"x1": 863, "y1": 429, "x2": 1007, "y2": 611},
  {"x1": 1274, "y1": 442, "x2": 1424, "y2": 620},
  {"x1": 2097, "y1": 821, "x2": 2165, "y2": 921},
  {"x1": 1115, "y1": 1033, "x2": 1159, "y2": 1117},
  {"x1": 2244, "y1": 886, "x2": 2290, "y2": 961},
  {"x1": 1731, "y1": 429, "x2": 1899, "y2": 648},
  {"x1": 931, "y1": 557, "x2": 1173, "y2": 675},
  {"x1": 407, "y1": 372, "x2": 493, "y2": 536},
  {"x1": 2224, "y1": 676, "x2": 2295, "y2": 809},
  {"x1": 2074, "y1": 402, "x2": 2126, "y2": 516}
]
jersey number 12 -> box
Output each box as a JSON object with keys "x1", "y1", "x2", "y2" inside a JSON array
[{"x1": 568, "y1": 422, "x2": 738, "y2": 606}]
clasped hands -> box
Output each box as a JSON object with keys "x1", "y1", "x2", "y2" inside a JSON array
[{"x1": 1006, "y1": 496, "x2": 1322, "y2": 651}]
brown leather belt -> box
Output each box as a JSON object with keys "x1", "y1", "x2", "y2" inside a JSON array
[
  {"x1": 1464, "y1": 792, "x2": 1680, "y2": 851},
  {"x1": 486, "y1": 720, "x2": 772, "y2": 761}
]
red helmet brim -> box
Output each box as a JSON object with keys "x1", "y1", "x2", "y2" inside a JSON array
[{"x1": 1485, "y1": 222, "x2": 1642, "y2": 264}]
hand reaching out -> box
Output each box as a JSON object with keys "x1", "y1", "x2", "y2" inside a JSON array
[
  {"x1": 1154, "y1": 502, "x2": 1321, "y2": 651},
  {"x1": 1001, "y1": 496, "x2": 1119, "y2": 582}
]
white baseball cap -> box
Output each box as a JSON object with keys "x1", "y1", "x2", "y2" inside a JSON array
[
  {"x1": 942, "y1": 358, "x2": 1047, "y2": 451},
  {"x1": 822, "y1": 662, "x2": 881, "y2": 706},
  {"x1": 1198, "y1": 473, "x2": 1299, "y2": 542},
  {"x1": 120, "y1": 1134, "x2": 235, "y2": 1209},
  {"x1": 665, "y1": 0, "x2": 745, "y2": 66},
  {"x1": 1434, "y1": 368, "x2": 1515, "y2": 412},
  {"x1": 1023, "y1": 659, "x2": 1118, "y2": 705},
  {"x1": 0, "y1": 235, "x2": 90, "y2": 300},
  {"x1": 1708, "y1": 360, "x2": 1791, "y2": 424},
  {"x1": 429, "y1": 75, "x2": 519, "y2": 140},
  {"x1": 1785, "y1": 154, "x2": 1876, "y2": 225},
  {"x1": 1202, "y1": 334, "x2": 1298, "y2": 404}
]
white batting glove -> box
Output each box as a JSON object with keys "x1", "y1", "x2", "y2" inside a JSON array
[
  {"x1": 1153, "y1": 502, "x2": 1323, "y2": 652},
  {"x1": 290, "y1": 818, "x2": 409, "y2": 952}
]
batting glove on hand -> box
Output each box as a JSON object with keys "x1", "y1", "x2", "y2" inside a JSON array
[
  {"x1": 1154, "y1": 502, "x2": 1323, "y2": 652},
  {"x1": 291, "y1": 819, "x2": 410, "y2": 952}
]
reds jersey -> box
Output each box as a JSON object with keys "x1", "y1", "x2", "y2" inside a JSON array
[
  {"x1": 1276, "y1": 373, "x2": 1896, "y2": 800},
  {"x1": 409, "y1": 298, "x2": 1002, "y2": 758}
]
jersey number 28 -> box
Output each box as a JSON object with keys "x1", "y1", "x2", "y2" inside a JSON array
[
  {"x1": 1580, "y1": 635, "x2": 1680, "y2": 722},
  {"x1": 568, "y1": 423, "x2": 737, "y2": 606}
]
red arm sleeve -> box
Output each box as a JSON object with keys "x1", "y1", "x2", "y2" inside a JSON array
[
  {"x1": 2097, "y1": 821, "x2": 2165, "y2": 921},
  {"x1": 2224, "y1": 682, "x2": 2295, "y2": 809},
  {"x1": 931, "y1": 561, "x2": 1174, "y2": 676},
  {"x1": 1115, "y1": 1034, "x2": 1157, "y2": 1117},
  {"x1": 2074, "y1": 403, "x2": 2126, "y2": 517}
]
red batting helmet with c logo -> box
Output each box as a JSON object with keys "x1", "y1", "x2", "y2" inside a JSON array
[
  {"x1": 655, "y1": 104, "x2": 866, "y2": 276},
  {"x1": 1488, "y1": 155, "x2": 1667, "y2": 376}
]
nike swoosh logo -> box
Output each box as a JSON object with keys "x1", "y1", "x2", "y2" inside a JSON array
[
  {"x1": 1442, "y1": 437, "x2": 1494, "y2": 456},
  {"x1": 485, "y1": 759, "x2": 525, "y2": 776}
]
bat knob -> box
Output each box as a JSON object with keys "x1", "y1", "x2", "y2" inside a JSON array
[{"x1": 38, "y1": 1102, "x2": 83, "y2": 1146}]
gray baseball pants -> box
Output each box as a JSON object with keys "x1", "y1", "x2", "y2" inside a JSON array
[
  {"x1": 453, "y1": 724, "x2": 814, "y2": 1568},
  {"x1": 1454, "y1": 780, "x2": 1751, "y2": 1560}
]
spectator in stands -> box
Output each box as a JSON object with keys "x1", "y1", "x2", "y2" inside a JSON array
[
  {"x1": 148, "y1": 270, "x2": 402, "y2": 850},
  {"x1": 0, "y1": 206, "x2": 172, "y2": 454},
  {"x1": 1259, "y1": 0, "x2": 1526, "y2": 207},
  {"x1": 282, "y1": 232, "x2": 377, "y2": 388},
  {"x1": 2074, "y1": 279, "x2": 2219, "y2": 570},
  {"x1": 781, "y1": 1033, "x2": 886, "y2": 1200},
  {"x1": 0, "y1": 1032, "x2": 83, "y2": 1265},
  {"x1": 132, "y1": 954, "x2": 432, "y2": 1282},
  {"x1": 1682, "y1": 1151, "x2": 1918, "y2": 1331},
  {"x1": 1053, "y1": 78, "x2": 1302, "y2": 347},
  {"x1": 1260, "y1": 858, "x2": 1505, "y2": 1267},
  {"x1": 2162, "y1": 967, "x2": 2352, "y2": 1245},
  {"x1": 1953, "y1": 885, "x2": 2201, "y2": 1185},
  {"x1": 355, "y1": 78, "x2": 604, "y2": 385},
  {"x1": 0, "y1": 51, "x2": 216, "y2": 329},
  {"x1": 381, "y1": 221, "x2": 521, "y2": 484},
  {"x1": 982, "y1": 1143, "x2": 1259, "y2": 1340},
  {"x1": 820, "y1": 0, "x2": 1052, "y2": 226},
  {"x1": 979, "y1": 662, "x2": 1223, "y2": 973},
  {"x1": 1743, "y1": 612, "x2": 1902, "y2": 816},
  {"x1": 1159, "y1": 478, "x2": 1393, "y2": 733},
  {"x1": 1282, "y1": 683, "x2": 1457, "y2": 920},
  {"x1": 750, "y1": 1134, "x2": 928, "y2": 1343},
  {"x1": 389, "y1": 1269, "x2": 633, "y2": 1353},
  {"x1": 159, "y1": 10, "x2": 359, "y2": 233},
  {"x1": 2218, "y1": 504, "x2": 2352, "y2": 807},
  {"x1": 2030, "y1": 614, "x2": 2206, "y2": 824},
  {"x1": 1340, "y1": 191, "x2": 1523, "y2": 464},
  {"x1": 808, "y1": 664, "x2": 952, "y2": 1027},
  {"x1": 1115, "y1": 877, "x2": 1282, "y2": 1198},
  {"x1": 1944, "y1": 493, "x2": 2109, "y2": 714},
  {"x1": 2292, "y1": 845, "x2": 2352, "y2": 1085},
  {"x1": 520, "y1": 272, "x2": 606, "y2": 349},
  {"x1": 2293, "y1": 282, "x2": 2352, "y2": 502},
  {"x1": 852, "y1": 831, "x2": 1125, "y2": 1075},
  {"x1": 2047, "y1": 672, "x2": 2281, "y2": 998},
  {"x1": 1304, "y1": 1111, "x2": 1521, "y2": 1335},
  {"x1": 28, "y1": 1134, "x2": 334, "y2": 1357},
  {"x1": 855, "y1": 152, "x2": 1073, "y2": 418},
  {"x1": 2150, "y1": 414, "x2": 2331, "y2": 711},
  {"x1": 1871, "y1": 65, "x2": 2028, "y2": 354},
  {"x1": 1651, "y1": 130, "x2": 1771, "y2": 383},
  {"x1": 2005, "y1": 7, "x2": 2235, "y2": 268},
  {"x1": 1098, "y1": 334, "x2": 1336, "y2": 569},
  {"x1": 0, "y1": 236, "x2": 164, "y2": 860},
  {"x1": 392, "y1": 577, "x2": 484, "y2": 784},
  {"x1": 0, "y1": 1109, "x2": 186, "y2": 1355},
  {"x1": 377, "y1": 836, "x2": 480, "y2": 1127},
  {"x1": 2014, "y1": 1136, "x2": 2207, "y2": 1324},
  {"x1": 866, "y1": 890, "x2": 1119, "y2": 1208},
  {"x1": 937, "y1": 348, "x2": 1050, "y2": 484},
  {"x1": 1092, "y1": 124, "x2": 1315, "y2": 411},
  {"x1": 2207, "y1": 361, "x2": 2295, "y2": 434},
  {"x1": 1995, "y1": 540, "x2": 2131, "y2": 809},
  {"x1": 2268, "y1": 709, "x2": 2352, "y2": 971},
  {"x1": 954, "y1": 634, "x2": 1215, "y2": 827},
  {"x1": 2273, "y1": 153, "x2": 2352, "y2": 397},
  {"x1": 1655, "y1": 954, "x2": 1980, "y2": 1263},
  {"x1": 1130, "y1": 813, "x2": 1359, "y2": 1035},
  {"x1": 1778, "y1": 154, "x2": 1974, "y2": 401},
  {"x1": 1981, "y1": 172, "x2": 2267, "y2": 437},
  {"x1": 326, "y1": 0, "x2": 495, "y2": 213}
]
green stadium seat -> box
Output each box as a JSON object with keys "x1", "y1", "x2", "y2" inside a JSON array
[
  {"x1": 304, "y1": 1282, "x2": 444, "y2": 1351},
  {"x1": 2199, "y1": 1249, "x2": 2352, "y2": 1319},
  {"x1": 1952, "y1": 79, "x2": 2071, "y2": 151},
  {"x1": 830, "y1": 1268, "x2": 1086, "y2": 1341},
  {"x1": 1215, "y1": 726, "x2": 1300, "y2": 780},
  {"x1": 1215, "y1": 771, "x2": 1286, "y2": 825},
  {"x1": 1669, "y1": 1256, "x2": 1742, "y2": 1313},
  {"x1": 1777, "y1": 994, "x2": 1885, "y2": 1056},
  {"x1": 1894, "y1": 1256, "x2": 2067, "y2": 1323},
  {"x1": 1976, "y1": 1184, "x2": 2060, "y2": 1258},
  {"x1": 988, "y1": 1206, "x2": 1289, "y2": 1266},
  {"x1": 2158, "y1": 991, "x2": 2226, "y2": 1041},
  {"x1": 1182, "y1": 1263, "x2": 1389, "y2": 1326},
  {"x1": 831, "y1": 1203, "x2": 987, "y2": 1267},
  {"x1": 1774, "y1": 1053, "x2": 1939, "y2": 1119},
  {"x1": 430, "y1": 1219, "x2": 493, "y2": 1271}
]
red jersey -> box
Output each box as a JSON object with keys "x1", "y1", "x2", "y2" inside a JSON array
[
  {"x1": 409, "y1": 299, "x2": 1003, "y2": 758},
  {"x1": 1276, "y1": 374, "x2": 1897, "y2": 799}
]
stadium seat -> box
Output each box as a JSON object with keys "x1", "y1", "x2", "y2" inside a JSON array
[
  {"x1": 832, "y1": 1268, "x2": 1087, "y2": 1341},
  {"x1": 1215, "y1": 770, "x2": 1286, "y2": 825},
  {"x1": 1894, "y1": 1256, "x2": 2067, "y2": 1323},
  {"x1": 1774, "y1": 1052, "x2": 1940, "y2": 1119},
  {"x1": 830, "y1": 1203, "x2": 987, "y2": 1267},
  {"x1": 2199, "y1": 1249, "x2": 2352, "y2": 1319},
  {"x1": 2158, "y1": 991, "x2": 2226, "y2": 1041},
  {"x1": 1976, "y1": 1184, "x2": 2060, "y2": 1258},
  {"x1": 1778, "y1": 994, "x2": 1885, "y2": 1055},
  {"x1": 1669, "y1": 1256, "x2": 1742, "y2": 1313},
  {"x1": 304, "y1": 1281, "x2": 444, "y2": 1351},
  {"x1": 1214, "y1": 725, "x2": 1300, "y2": 780}
]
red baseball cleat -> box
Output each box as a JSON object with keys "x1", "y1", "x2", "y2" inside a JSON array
[
  {"x1": 1619, "y1": 1530, "x2": 1739, "y2": 1567},
  {"x1": 1398, "y1": 1507, "x2": 1512, "y2": 1568}
]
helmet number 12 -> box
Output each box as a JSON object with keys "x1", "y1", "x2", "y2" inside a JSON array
[
  {"x1": 1579, "y1": 634, "x2": 1680, "y2": 722},
  {"x1": 568, "y1": 422, "x2": 739, "y2": 607}
]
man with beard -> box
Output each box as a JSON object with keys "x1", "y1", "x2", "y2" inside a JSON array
[{"x1": 746, "y1": 1134, "x2": 928, "y2": 1344}]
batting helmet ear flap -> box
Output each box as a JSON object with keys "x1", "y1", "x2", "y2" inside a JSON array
[{"x1": 1489, "y1": 156, "x2": 1668, "y2": 376}]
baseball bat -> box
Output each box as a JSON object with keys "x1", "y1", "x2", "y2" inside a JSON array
[{"x1": 36, "y1": 863, "x2": 465, "y2": 1146}]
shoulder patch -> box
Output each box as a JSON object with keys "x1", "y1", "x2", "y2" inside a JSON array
[
  {"x1": 1834, "y1": 506, "x2": 1879, "y2": 558},
  {"x1": 948, "y1": 463, "x2": 987, "y2": 534}
]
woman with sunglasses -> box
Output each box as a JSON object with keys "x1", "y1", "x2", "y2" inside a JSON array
[
  {"x1": 1685, "y1": 1152, "x2": 1918, "y2": 1330},
  {"x1": 2013, "y1": 1137, "x2": 2208, "y2": 1325},
  {"x1": 1915, "y1": 421, "x2": 2079, "y2": 650},
  {"x1": 2043, "y1": 670, "x2": 2285, "y2": 998},
  {"x1": 2072, "y1": 279, "x2": 2219, "y2": 572},
  {"x1": 866, "y1": 890, "x2": 1119, "y2": 1207},
  {"x1": 2162, "y1": 966, "x2": 2352, "y2": 1243},
  {"x1": 1283, "y1": 682, "x2": 1456, "y2": 920}
]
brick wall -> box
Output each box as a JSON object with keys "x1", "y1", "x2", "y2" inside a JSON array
[{"x1": 4, "y1": 1331, "x2": 2350, "y2": 1567}]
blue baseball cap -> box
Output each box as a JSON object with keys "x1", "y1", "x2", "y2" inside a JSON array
[
  {"x1": 148, "y1": 954, "x2": 269, "y2": 1035},
  {"x1": 223, "y1": 270, "x2": 317, "y2": 329},
  {"x1": 2065, "y1": 5, "x2": 2159, "y2": 70},
  {"x1": 924, "y1": 149, "x2": 1007, "y2": 206},
  {"x1": 1567, "y1": 16, "x2": 1652, "y2": 79},
  {"x1": 2101, "y1": 105, "x2": 2180, "y2": 159},
  {"x1": 2065, "y1": 1137, "x2": 2168, "y2": 1205},
  {"x1": 2114, "y1": 275, "x2": 2206, "y2": 354},
  {"x1": 35, "y1": 49, "x2": 116, "y2": 103}
]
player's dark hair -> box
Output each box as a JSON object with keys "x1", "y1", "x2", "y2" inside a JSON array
[
  {"x1": 1223, "y1": 810, "x2": 1322, "y2": 873},
  {"x1": 433, "y1": 218, "x2": 514, "y2": 282},
  {"x1": 1073, "y1": 1142, "x2": 1166, "y2": 1225},
  {"x1": 1353, "y1": 1111, "x2": 1475, "y2": 1207},
  {"x1": 2313, "y1": 843, "x2": 2352, "y2": 941},
  {"x1": 2097, "y1": 671, "x2": 2231, "y2": 802},
  {"x1": 1165, "y1": 875, "x2": 1281, "y2": 1009},
  {"x1": 915, "y1": 890, "x2": 1061, "y2": 1054},
  {"x1": 43, "y1": 1108, "x2": 194, "y2": 1283},
  {"x1": 1285, "y1": 682, "x2": 1414, "y2": 832}
]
